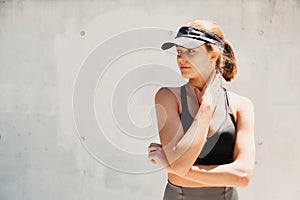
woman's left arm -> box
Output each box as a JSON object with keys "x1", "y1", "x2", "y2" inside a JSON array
[{"x1": 181, "y1": 95, "x2": 256, "y2": 187}]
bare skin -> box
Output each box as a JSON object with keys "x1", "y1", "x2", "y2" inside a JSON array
[
  {"x1": 160, "y1": 88, "x2": 236, "y2": 187},
  {"x1": 148, "y1": 45, "x2": 255, "y2": 188}
]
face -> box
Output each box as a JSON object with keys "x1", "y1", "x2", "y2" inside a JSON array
[{"x1": 176, "y1": 45, "x2": 216, "y2": 81}]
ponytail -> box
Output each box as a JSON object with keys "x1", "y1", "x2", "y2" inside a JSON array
[{"x1": 220, "y1": 40, "x2": 237, "y2": 81}]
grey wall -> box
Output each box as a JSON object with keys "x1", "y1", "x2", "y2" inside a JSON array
[{"x1": 1, "y1": 0, "x2": 300, "y2": 199}]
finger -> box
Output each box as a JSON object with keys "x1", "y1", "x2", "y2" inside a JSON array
[
  {"x1": 205, "y1": 69, "x2": 217, "y2": 87},
  {"x1": 195, "y1": 88, "x2": 209, "y2": 106},
  {"x1": 148, "y1": 146, "x2": 162, "y2": 152},
  {"x1": 148, "y1": 151, "x2": 158, "y2": 164},
  {"x1": 207, "y1": 74, "x2": 222, "y2": 107},
  {"x1": 194, "y1": 87, "x2": 202, "y2": 103},
  {"x1": 195, "y1": 85, "x2": 209, "y2": 103},
  {"x1": 148, "y1": 155, "x2": 156, "y2": 164},
  {"x1": 148, "y1": 143, "x2": 162, "y2": 148},
  {"x1": 148, "y1": 150, "x2": 159, "y2": 157},
  {"x1": 150, "y1": 159, "x2": 156, "y2": 164},
  {"x1": 148, "y1": 143, "x2": 162, "y2": 153},
  {"x1": 200, "y1": 70, "x2": 217, "y2": 96}
]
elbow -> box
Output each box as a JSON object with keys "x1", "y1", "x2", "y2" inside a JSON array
[
  {"x1": 232, "y1": 163, "x2": 253, "y2": 187},
  {"x1": 236, "y1": 172, "x2": 251, "y2": 187}
]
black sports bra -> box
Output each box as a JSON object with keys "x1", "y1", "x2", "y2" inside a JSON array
[{"x1": 179, "y1": 83, "x2": 237, "y2": 165}]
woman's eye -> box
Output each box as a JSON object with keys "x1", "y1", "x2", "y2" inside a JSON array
[{"x1": 188, "y1": 49, "x2": 194, "y2": 53}]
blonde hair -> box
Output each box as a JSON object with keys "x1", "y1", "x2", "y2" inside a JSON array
[{"x1": 184, "y1": 20, "x2": 237, "y2": 81}]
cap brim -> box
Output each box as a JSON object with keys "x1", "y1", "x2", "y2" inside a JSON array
[{"x1": 161, "y1": 37, "x2": 205, "y2": 50}]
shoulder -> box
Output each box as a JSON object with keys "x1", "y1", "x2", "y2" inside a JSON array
[
  {"x1": 155, "y1": 86, "x2": 181, "y2": 103},
  {"x1": 155, "y1": 86, "x2": 181, "y2": 113},
  {"x1": 227, "y1": 91, "x2": 254, "y2": 111},
  {"x1": 155, "y1": 87, "x2": 174, "y2": 97},
  {"x1": 227, "y1": 90, "x2": 255, "y2": 124}
]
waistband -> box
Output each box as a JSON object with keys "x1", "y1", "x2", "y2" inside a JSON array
[
  {"x1": 166, "y1": 179, "x2": 238, "y2": 199},
  {"x1": 168, "y1": 179, "x2": 225, "y2": 188},
  {"x1": 167, "y1": 179, "x2": 234, "y2": 192}
]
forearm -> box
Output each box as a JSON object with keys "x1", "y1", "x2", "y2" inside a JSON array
[
  {"x1": 169, "y1": 108, "x2": 211, "y2": 176},
  {"x1": 181, "y1": 162, "x2": 251, "y2": 187}
]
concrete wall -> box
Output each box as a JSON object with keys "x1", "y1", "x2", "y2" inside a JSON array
[{"x1": 0, "y1": 0, "x2": 299, "y2": 199}]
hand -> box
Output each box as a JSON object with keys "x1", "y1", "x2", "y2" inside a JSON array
[
  {"x1": 148, "y1": 142, "x2": 175, "y2": 173},
  {"x1": 194, "y1": 70, "x2": 221, "y2": 115}
]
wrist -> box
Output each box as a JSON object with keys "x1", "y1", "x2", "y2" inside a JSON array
[
  {"x1": 166, "y1": 165, "x2": 176, "y2": 174},
  {"x1": 197, "y1": 105, "x2": 214, "y2": 120}
]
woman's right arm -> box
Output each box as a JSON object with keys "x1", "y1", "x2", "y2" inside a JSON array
[{"x1": 155, "y1": 87, "x2": 213, "y2": 177}]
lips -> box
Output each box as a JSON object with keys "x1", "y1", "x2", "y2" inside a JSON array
[{"x1": 180, "y1": 66, "x2": 191, "y2": 69}]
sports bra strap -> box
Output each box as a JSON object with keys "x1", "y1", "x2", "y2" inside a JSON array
[
  {"x1": 181, "y1": 84, "x2": 234, "y2": 115},
  {"x1": 223, "y1": 87, "x2": 233, "y2": 114},
  {"x1": 180, "y1": 84, "x2": 195, "y2": 133},
  {"x1": 180, "y1": 84, "x2": 189, "y2": 114}
]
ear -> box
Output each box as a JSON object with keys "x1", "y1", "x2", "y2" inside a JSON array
[{"x1": 209, "y1": 49, "x2": 220, "y2": 63}]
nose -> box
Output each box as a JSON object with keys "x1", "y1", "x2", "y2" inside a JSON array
[{"x1": 177, "y1": 54, "x2": 188, "y2": 65}]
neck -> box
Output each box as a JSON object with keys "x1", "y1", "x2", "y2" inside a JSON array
[
  {"x1": 188, "y1": 78, "x2": 206, "y2": 91},
  {"x1": 188, "y1": 70, "x2": 218, "y2": 91}
]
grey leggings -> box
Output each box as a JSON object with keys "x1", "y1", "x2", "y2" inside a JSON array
[{"x1": 163, "y1": 179, "x2": 239, "y2": 200}]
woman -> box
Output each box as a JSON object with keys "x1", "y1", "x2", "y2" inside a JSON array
[{"x1": 147, "y1": 20, "x2": 255, "y2": 200}]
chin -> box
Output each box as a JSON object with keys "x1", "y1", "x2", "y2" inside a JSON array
[
  {"x1": 181, "y1": 72, "x2": 196, "y2": 79},
  {"x1": 181, "y1": 74, "x2": 192, "y2": 79}
]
